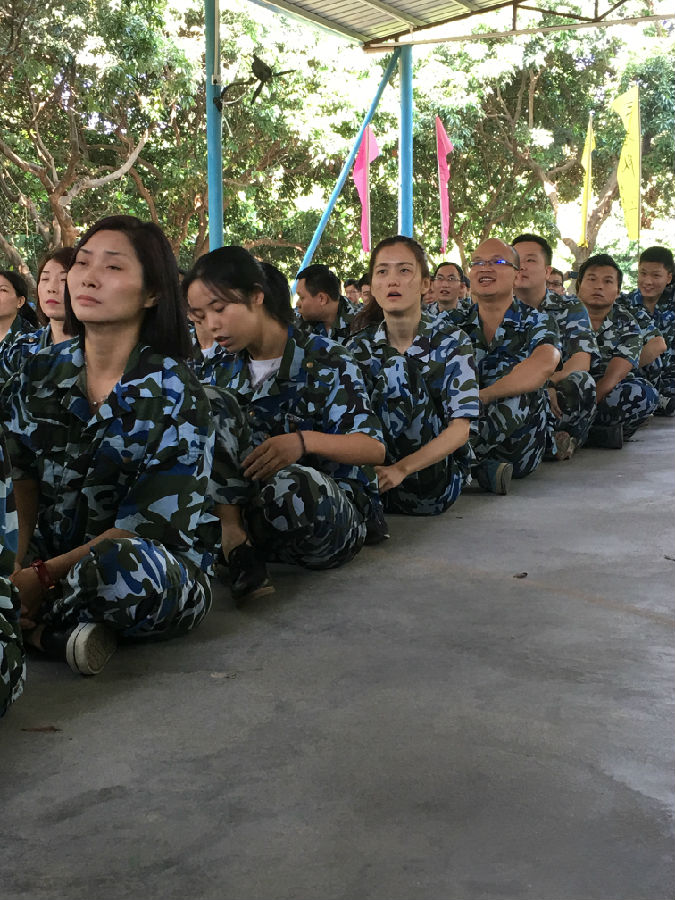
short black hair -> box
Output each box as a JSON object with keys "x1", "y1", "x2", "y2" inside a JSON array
[
  {"x1": 358, "y1": 274, "x2": 371, "y2": 289},
  {"x1": 343, "y1": 278, "x2": 358, "y2": 289},
  {"x1": 639, "y1": 246, "x2": 674, "y2": 277},
  {"x1": 549, "y1": 267, "x2": 564, "y2": 280},
  {"x1": 511, "y1": 233, "x2": 553, "y2": 266},
  {"x1": 577, "y1": 253, "x2": 623, "y2": 291},
  {"x1": 64, "y1": 215, "x2": 192, "y2": 358},
  {"x1": 433, "y1": 261, "x2": 464, "y2": 280},
  {"x1": 296, "y1": 264, "x2": 340, "y2": 302}
]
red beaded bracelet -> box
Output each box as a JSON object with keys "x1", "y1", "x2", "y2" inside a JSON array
[{"x1": 30, "y1": 559, "x2": 55, "y2": 592}]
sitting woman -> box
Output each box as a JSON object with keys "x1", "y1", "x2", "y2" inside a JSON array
[
  {"x1": 2, "y1": 215, "x2": 216, "y2": 675},
  {"x1": 0, "y1": 271, "x2": 37, "y2": 346},
  {"x1": 0, "y1": 248, "x2": 75, "y2": 383},
  {"x1": 348, "y1": 236, "x2": 479, "y2": 516},
  {"x1": 184, "y1": 247, "x2": 385, "y2": 603},
  {"x1": 0, "y1": 427, "x2": 25, "y2": 716}
]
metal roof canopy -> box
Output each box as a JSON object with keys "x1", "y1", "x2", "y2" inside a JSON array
[
  {"x1": 246, "y1": 0, "x2": 670, "y2": 48},
  {"x1": 204, "y1": 1, "x2": 674, "y2": 256}
]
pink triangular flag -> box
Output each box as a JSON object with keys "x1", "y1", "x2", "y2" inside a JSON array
[
  {"x1": 436, "y1": 116, "x2": 454, "y2": 253},
  {"x1": 353, "y1": 125, "x2": 380, "y2": 253}
]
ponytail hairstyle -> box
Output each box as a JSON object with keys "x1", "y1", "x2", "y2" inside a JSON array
[
  {"x1": 351, "y1": 235, "x2": 430, "y2": 334},
  {"x1": 183, "y1": 246, "x2": 293, "y2": 326}
]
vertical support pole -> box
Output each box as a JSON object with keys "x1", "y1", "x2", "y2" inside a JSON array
[
  {"x1": 398, "y1": 44, "x2": 413, "y2": 237},
  {"x1": 205, "y1": 0, "x2": 224, "y2": 251},
  {"x1": 295, "y1": 49, "x2": 401, "y2": 278}
]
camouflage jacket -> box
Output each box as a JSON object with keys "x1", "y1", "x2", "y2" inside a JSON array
[
  {"x1": 524, "y1": 289, "x2": 598, "y2": 367},
  {"x1": 1, "y1": 339, "x2": 216, "y2": 572},
  {"x1": 0, "y1": 427, "x2": 18, "y2": 620},
  {"x1": 199, "y1": 325, "x2": 384, "y2": 516},
  {"x1": 446, "y1": 298, "x2": 561, "y2": 388},
  {"x1": 589, "y1": 304, "x2": 642, "y2": 378},
  {"x1": 347, "y1": 312, "x2": 480, "y2": 430},
  {"x1": 621, "y1": 288, "x2": 672, "y2": 349},
  {"x1": 0, "y1": 325, "x2": 56, "y2": 385},
  {"x1": 297, "y1": 295, "x2": 356, "y2": 345}
]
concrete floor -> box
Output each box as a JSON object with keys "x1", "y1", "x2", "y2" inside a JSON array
[{"x1": 2, "y1": 419, "x2": 674, "y2": 900}]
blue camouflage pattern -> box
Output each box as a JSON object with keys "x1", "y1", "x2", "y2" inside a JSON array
[
  {"x1": 348, "y1": 311, "x2": 479, "y2": 515},
  {"x1": 0, "y1": 338, "x2": 216, "y2": 638},
  {"x1": 448, "y1": 299, "x2": 561, "y2": 478},
  {"x1": 622, "y1": 285, "x2": 675, "y2": 404},
  {"x1": 588, "y1": 304, "x2": 659, "y2": 438},
  {"x1": 0, "y1": 427, "x2": 24, "y2": 716},
  {"x1": 298, "y1": 295, "x2": 356, "y2": 345},
  {"x1": 202, "y1": 325, "x2": 384, "y2": 568}
]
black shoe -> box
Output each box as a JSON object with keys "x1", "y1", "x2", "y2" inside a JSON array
[
  {"x1": 364, "y1": 502, "x2": 390, "y2": 546},
  {"x1": 656, "y1": 395, "x2": 675, "y2": 417},
  {"x1": 585, "y1": 424, "x2": 623, "y2": 449},
  {"x1": 227, "y1": 543, "x2": 275, "y2": 607}
]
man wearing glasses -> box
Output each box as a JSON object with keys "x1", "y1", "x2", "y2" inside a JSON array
[
  {"x1": 447, "y1": 238, "x2": 560, "y2": 494},
  {"x1": 546, "y1": 269, "x2": 565, "y2": 295},
  {"x1": 512, "y1": 233, "x2": 598, "y2": 459}
]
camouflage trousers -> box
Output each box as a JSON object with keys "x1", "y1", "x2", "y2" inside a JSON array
[
  {"x1": 245, "y1": 464, "x2": 366, "y2": 570},
  {"x1": 548, "y1": 370, "x2": 597, "y2": 445},
  {"x1": 641, "y1": 352, "x2": 675, "y2": 405},
  {"x1": 591, "y1": 376, "x2": 659, "y2": 438},
  {"x1": 39, "y1": 538, "x2": 211, "y2": 640},
  {"x1": 0, "y1": 598, "x2": 25, "y2": 718},
  {"x1": 471, "y1": 388, "x2": 548, "y2": 479}
]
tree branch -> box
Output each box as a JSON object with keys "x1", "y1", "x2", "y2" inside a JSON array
[{"x1": 60, "y1": 130, "x2": 150, "y2": 206}]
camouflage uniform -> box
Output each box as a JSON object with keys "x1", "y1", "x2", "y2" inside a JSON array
[
  {"x1": 1, "y1": 314, "x2": 35, "y2": 348},
  {"x1": 0, "y1": 339, "x2": 216, "y2": 640},
  {"x1": 0, "y1": 324, "x2": 59, "y2": 385},
  {"x1": 527, "y1": 289, "x2": 598, "y2": 446},
  {"x1": 588, "y1": 304, "x2": 659, "y2": 438},
  {"x1": 298, "y1": 295, "x2": 356, "y2": 345},
  {"x1": 621, "y1": 286, "x2": 675, "y2": 406},
  {"x1": 448, "y1": 299, "x2": 561, "y2": 478},
  {"x1": 0, "y1": 427, "x2": 24, "y2": 717},
  {"x1": 347, "y1": 312, "x2": 479, "y2": 515},
  {"x1": 203, "y1": 326, "x2": 384, "y2": 569}
]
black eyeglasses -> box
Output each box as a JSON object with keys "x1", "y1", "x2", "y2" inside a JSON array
[{"x1": 469, "y1": 257, "x2": 520, "y2": 271}]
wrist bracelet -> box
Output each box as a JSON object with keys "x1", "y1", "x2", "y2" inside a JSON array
[
  {"x1": 296, "y1": 430, "x2": 306, "y2": 455},
  {"x1": 30, "y1": 559, "x2": 55, "y2": 593}
]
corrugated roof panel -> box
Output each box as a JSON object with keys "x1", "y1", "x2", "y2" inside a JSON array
[{"x1": 250, "y1": 0, "x2": 508, "y2": 43}]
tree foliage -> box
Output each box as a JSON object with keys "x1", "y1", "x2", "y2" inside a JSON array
[{"x1": 1, "y1": 0, "x2": 673, "y2": 285}]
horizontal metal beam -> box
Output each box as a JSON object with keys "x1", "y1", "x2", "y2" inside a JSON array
[{"x1": 365, "y1": 12, "x2": 675, "y2": 51}]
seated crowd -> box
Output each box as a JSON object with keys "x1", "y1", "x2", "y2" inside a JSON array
[{"x1": 0, "y1": 219, "x2": 672, "y2": 719}]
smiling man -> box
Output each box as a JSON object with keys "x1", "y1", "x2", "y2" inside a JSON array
[
  {"x1": 448, "y1": 237, "x2": 561, "y2": 493},
  {"x1": 576, "y1": 253, "x2": 659, "y2": 447},
  {"x1": 620, "y1": 246, "x2": 675, "y2": 416},
  {"x1": 512, "y1": 233, "x2": 598, "y2": 458}
]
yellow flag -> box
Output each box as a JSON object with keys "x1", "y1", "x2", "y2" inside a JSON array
[
  {"x1": 579, "y1": 114, "x2": 595, "y2": 248},
  {"x1": 611, "y1": 85, "x2": 641, "y2": 242}
]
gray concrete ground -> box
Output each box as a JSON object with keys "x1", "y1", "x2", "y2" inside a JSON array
[{"x1": 2, "y1": 419, "x2": 674, "y2": 900}]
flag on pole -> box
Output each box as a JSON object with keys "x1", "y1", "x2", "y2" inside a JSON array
[
  {"x1": 435, "y1": 116, "x2": 454, "y2": 253},
  {"x1": 611, "y1": 85, "x2": 641, "y2": 242},
  {"x1": 353, "y1": 125, "x2": 380, "y2": 253},
  {"x1": 579, "y1": 113, "x2": 595, "y2": 248}
]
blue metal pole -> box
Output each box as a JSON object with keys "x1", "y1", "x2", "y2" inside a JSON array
[
  {"x1": 398, "y1": 44, "x2": 413, "y2": 237},
  {"x1": 295, "y1": 49, "x2": 401, "y2": 279},
  {"x1": 205, "y1": 1, "x2": 223, "y2": 250}
]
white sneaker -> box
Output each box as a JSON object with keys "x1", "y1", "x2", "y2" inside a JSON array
[{"x1": 66, "y1": 623, "x2": 117, "y2": 675}]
